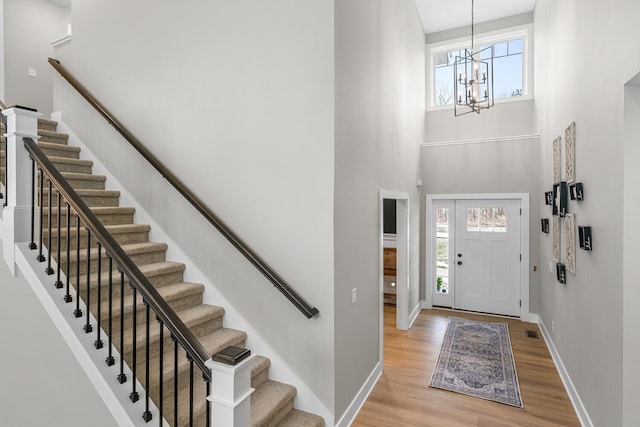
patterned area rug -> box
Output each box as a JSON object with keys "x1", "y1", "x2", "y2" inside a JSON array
[{"x1": 429, "y1": 317, "x2": 523, "y2": 408}]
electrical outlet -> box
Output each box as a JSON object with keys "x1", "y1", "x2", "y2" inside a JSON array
[
  {"x1": 28, "y1": 67, "x2": 36, "y2": 78},
  {"x1": 552, "y1": 321, "x2": 555, "y2": 334},
  {"x1": 351, "y1": 288, "x2": 357, "y2": 305}
]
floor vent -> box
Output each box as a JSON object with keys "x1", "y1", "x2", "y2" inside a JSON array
[{"x1": 526, "y1": 330, "x2": 539, "y2": 339}]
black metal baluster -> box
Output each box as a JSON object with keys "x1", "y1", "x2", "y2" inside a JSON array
[
  {"x1": 205, "y1": 379, "x2": 211, "y2": 427},
  {"x1": 158, "y1": 322, "x2": 164, "y2": 427},
  {"x1": 54, "y1": 192, "x2": 62, "y2": 288},
  {"x1": 142, "y1": 302, "x2": 152, "y2": 422},
  {"x1": 173, "y1": 337, "x2": 178, "y2": 427},
  {"x1": 28, "y1": 159, "x2": 36, "y2": 250},
  {"x1": 63, "y1": 204, "x2": 72, "y2": 303},
  {"x1": 36, "y1": 170, "x2": 45, "y2": 262},
  {"x1": 94, "y1": 243, "x2": 103, "y2": 349},
  {"x1": 130, "y1": 286, "x2": 139, "y2": 402},
  {"x1": 73, "y1": 216, "x2": 82, "y2": 318},
  {"x1": 84, "y1": 231, "x2": 92, "y2": 333},
  {"x1": 189, "y1": 357, "x2": 194, "y2": 427},
  {"x1": 117, "y1": 270, "x2": 127, "y2": 384},
  {"x1": 45, "y1": 179, "x2": 53, "y2": 274},
  {"x1": 106, "y1": 256, "x2": 114, "y2": 366}
]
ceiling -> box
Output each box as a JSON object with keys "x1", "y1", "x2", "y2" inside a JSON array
[
  {"x1": 414, "y1": 0, "x2": 536, "y2": 34},
  {"x1": 49, "y1": 0, "x2": 71, "y2": 9}
]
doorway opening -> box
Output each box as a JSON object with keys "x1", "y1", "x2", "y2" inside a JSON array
[
  {"x1": 379, "y1": 190, "x2": 410, "y2": 346},
  {"x1": 425, "y1": 193, "x2": 530, "y2": 319}
]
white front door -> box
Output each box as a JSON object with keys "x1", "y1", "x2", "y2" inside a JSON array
[{"x1": 454, "y1": 199, "x2": 521, "y2": 316}]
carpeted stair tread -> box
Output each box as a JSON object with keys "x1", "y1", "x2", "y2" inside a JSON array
[
  {"x1": 250, "y1": 380, "x2": 297, "y2": 427},
  {"x1": 38, "y1": 141, "x2": 80, "y2": 159},
  {"x1": 42, "y1": 206, "x2": 136, "y2": 225},
  {"x1": 37, "y1": 118, "x2": 58, "y2": 132},
  {"x1": 41, "y1": 187, "x2": 121, "y2": 207},
  {"x1": 102, "y1": 282, "x2": 204, "y2": 323},
  {"x1": 197, "y1": 327, "x2": 248, "y2": 358},
  {"x1": 44, "y1": 223, "x2": 151, "y2": 240},
  {"x1": 122, "y1": 304, "x2": 225, "y2": 356},
  {"x1": 38, "y1": 129, "x2": 69, "y2": 144},
  {"x1": 58, "y1": 172, "x2": 107, "y2": 190},
  {"x1": 251, "y1": 355, "x2": 271, "y2": 389},
  {"x1": 48, "y1": 156, "x2": 93, "y2": 174},
  {"x1": 277, "y1": 409, "x2": 325, "y2": 427},
  {"x1": 58, "y1": 241, "x2": 166, "y2": 264}
]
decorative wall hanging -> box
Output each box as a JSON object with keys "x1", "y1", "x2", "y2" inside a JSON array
[
  {"x1": 564, "y1": 214, "x2": 576, "y2": 274},
  {"x1": 569, "y1": 182, "x2": 584, "y2": 201},
  {"x1": 553, "y1": 182, "x2": 568, "y2": 217},
  {"x1": 545, "y1": 191, "x2": 553, "y2": 205},
  {"x1": 579, "y1": 226, "x2": 592, "y2": 251},
  {"x1": 541, "y1": 218, "x2": 549, "y2": 233},
  {"x1": 553, "y1": 216, "x2": 561, "y2": 262},
  {"x1": 565, "y1": 122, "x2": 576, "y2": 183},
  {"x1": 556, "y1": 263, "x2": 567, "y2": 284},
  {"x1": 553, "y1": 136, "x2": 562, "y2": 183}
]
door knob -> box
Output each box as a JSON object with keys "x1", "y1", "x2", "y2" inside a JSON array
[{"x1": 457, "y1": 261, "x2": 463, "y2": 265}]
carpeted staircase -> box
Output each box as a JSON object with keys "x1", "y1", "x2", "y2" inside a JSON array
[{"x1": 20, "y1": 117, "x2": 324, "y2": 427}]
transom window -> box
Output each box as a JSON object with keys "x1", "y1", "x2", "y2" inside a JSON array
[{"x1": 427, "y1": 25, "x2": 531, "y2": 110}]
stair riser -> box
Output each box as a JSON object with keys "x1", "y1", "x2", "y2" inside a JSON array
[
  {"x1": 39, "y1": 193, "x2": 120, "y2": 208},
  {"x1": 266, "y1": 399, "x2": 296, "y2": 427},
  {"x1": 42, "y1": 211, "x2": 135, "y2": 226},
  {"x1": 50, "y1": 161, "x2": 92, "y2": 174},
  {"x1": 62, "y1": 248, "x2": 167, "y2": 276},
  {"x1": 44, "y1": 176, "x2": 106, "y2": 191},
  {"x1": 39, "y1": 134, "x2": 69, "y2": 144},
  {"x1": 38, "y1": 123, "x2": 57, "y2": 132},
  {"x1": 40, "y1": 146, "x2": 79, "y2": 159},
  {"x1": 43, "y1": 229, "x2": 150, "y2": 251}
]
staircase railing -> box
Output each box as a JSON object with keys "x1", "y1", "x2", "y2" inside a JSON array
[
  {"x1": 48, "y1": 57, "x2": 319, "y2": 319},
  {"x1": 24, "y1": 136, "x2": 212, "y2": 425}
]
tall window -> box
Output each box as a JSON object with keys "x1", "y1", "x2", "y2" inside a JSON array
[{"x1": 428, "y1": 26, "x2": 531, "y2": 110}]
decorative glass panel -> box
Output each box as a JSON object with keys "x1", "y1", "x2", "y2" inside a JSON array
[
  {"x1": 467, "y1": 207, "x2": 507, "y2": 232},
  {"x1": 435, "y1": 208, "x2": 449, "y2": 294}
]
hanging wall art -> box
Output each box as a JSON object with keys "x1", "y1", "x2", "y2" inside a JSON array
[
  {"x1": 565, "y1": 213, "x2": 576, "y2": 274},
  {"x1": 553, "y1": 216, "x2": 561, "y2": 262},
  {"x1": 553, "y1": 136, "x2": 562, "y2": 183},
  {"x1": 565, "y1": 122, "x2": 576, "y2": 183}
]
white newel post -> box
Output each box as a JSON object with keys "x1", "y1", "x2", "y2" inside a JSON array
[
  {"x1": 205, "y1": 354, "x2": 256, "y2": 427},
  {"x1": 1, "y1": 107, "x2": 41, "y2": 276}
]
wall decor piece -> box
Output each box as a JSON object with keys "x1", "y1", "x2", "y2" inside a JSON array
[
  {"x1": 556, "y1": 263, "x2": 567, "y2": 284},
  {"x1": 569, "y1": 182, "x2": 584, "y2": 201},
  {"x1": 553, "y1": 136, "x2": 562, "y2": 183},
  {"x1": 553, "y1": 217, "x2": 561, "y2": 262},
  {"x1": 541, "y1": 218, "x2": 549, "y2": 233},
  {"x1": 564, "y1": 214, "x2": 576, "y2": 274},
  {"x1": 545, "y1": 191, "x2": 553, "y2": 205},
  {"x1": 565, "y1": 122, "x2": 576, "y2": 183},
  {"x1": 579, "y1": 226, "x2": 592, "y2": 251},
  {"x1": 553, "y1": 182, "x2": 568, "y2": 217}
]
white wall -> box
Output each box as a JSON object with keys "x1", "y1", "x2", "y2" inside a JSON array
[
  {"x1": 54, "y1": 0, "x2": 336, "y2": 419},
  {"x1": 2, "y1": 0, "x2": 69, "y2": 115},
  {"x1": 534, "y1": 0, "x2": 640, "y2": 424},
  {"x1": 0, "y1": 245, "x2": 117, "y2": 426},
  {"x1": 334, "y1": 0, "x2": 424, "y2": 419}
]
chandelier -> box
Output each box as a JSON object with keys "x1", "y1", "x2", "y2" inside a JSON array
[{"x1": 454, "y1": 0, "x2": 494, "y2": 116}]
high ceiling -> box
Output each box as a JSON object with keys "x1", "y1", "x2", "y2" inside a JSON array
[
  {"x1": 414, "y1": 0, "x2": 536, "y2": 34},
  {"x1": 49, "y1": 0, "x2": 71, "y2": 9}
]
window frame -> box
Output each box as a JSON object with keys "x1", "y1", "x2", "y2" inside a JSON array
[{"x1": 426, "y1": 24, "x2": 533, "y2": 112}]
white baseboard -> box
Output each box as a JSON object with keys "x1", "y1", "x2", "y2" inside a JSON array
[
  {"x1": 409, "y1": 302, "x2": 422, "y2": 328},
  {"x1": 537, "y1": 318, "x2": 593, "y2": 427},
  {"x1": 335, "y1": 361, "x2": 382, "y2": 427}
]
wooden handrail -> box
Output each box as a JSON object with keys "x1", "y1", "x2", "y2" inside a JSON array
[
  {"x1": 24, "y1": 137, "x2": 213, "y2": 378},
  {"x1": 0, "y1": 100, "x2": 6, "y2": 110},
  {"x1": 48, "y1": 58, "x2": 319, "y2": 319}
]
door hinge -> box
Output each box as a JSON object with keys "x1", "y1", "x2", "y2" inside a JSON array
[
  {"x1": 519, "y1": 300, "x2": 522, "y2": 307},
  {"x1": 520, "y1": 208, "x2": 522, "y2": 215},
  {"x1": 520, "y1": 254, "x2": 522, "y2": 261}
]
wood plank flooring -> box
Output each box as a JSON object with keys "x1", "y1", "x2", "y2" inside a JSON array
[{"x1": 352, "y1": 306, "x2": 580, "y2": 427}]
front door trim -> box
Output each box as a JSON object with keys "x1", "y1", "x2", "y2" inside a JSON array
[{"x1": 425, "y1": 193, "x2": 531, "y2": 321}]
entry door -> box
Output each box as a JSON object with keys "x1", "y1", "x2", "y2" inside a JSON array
[{"x1": 454, "y1": 199, "x2": 521, "y2": 316}]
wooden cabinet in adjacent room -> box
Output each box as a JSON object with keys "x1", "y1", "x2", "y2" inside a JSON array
[{"x1": 383, "y1": 247, "x2": 397, "y2": 276}]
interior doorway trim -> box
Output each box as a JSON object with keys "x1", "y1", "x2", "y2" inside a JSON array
[
  {"x1": 424, "y1": 193, "x2": 532, "y2": 321},
  {"x1": 378, "y1": 190, "x2": 410, "y2": 361}
]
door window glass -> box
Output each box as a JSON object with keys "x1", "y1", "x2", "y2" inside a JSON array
[
  {"x1": 436, "y1": 208, "x2": 450, "y2": 294},
  {"x1": 467, "y1": 208, "x2": 507, "y2": 232}
]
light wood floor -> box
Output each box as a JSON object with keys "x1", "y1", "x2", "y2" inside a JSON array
[{"x1": 352, "y1": 306, "x2": 580, "y2": 427}]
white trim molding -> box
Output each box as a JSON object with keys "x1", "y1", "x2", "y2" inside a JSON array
[
  {"x1": 537, "y1": 318, "x2": 594, "y2": 427},
  {"x1": 335, "y1": 362, "x2": 382, "y2": 427},
  {"x1": 421, "y1": 133, "x2": 539, "y2": 148}
]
